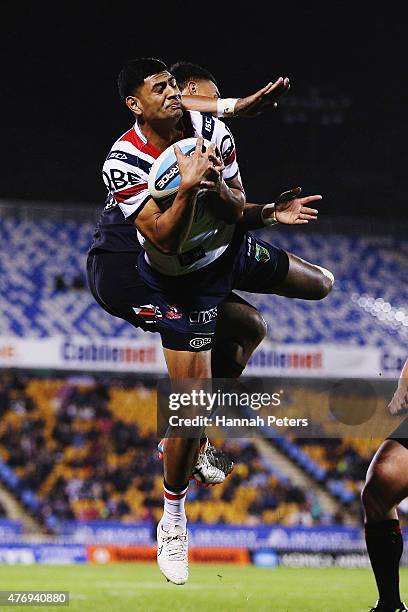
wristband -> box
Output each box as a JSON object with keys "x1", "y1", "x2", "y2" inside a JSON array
[
  {"x1": 216, "y1": 98, "x2": 238, "y2": 118},
  {"x1": 261, "y1": 203, "x2": 279, "y2": 226}
]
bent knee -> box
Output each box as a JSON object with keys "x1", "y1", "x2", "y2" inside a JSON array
[
  {"x1": 247, "y1": 310, "x2": 268, "y2": 345},
  {"x1": 314, "y1": 265, "x2": 335, "y2": 299},
  {"x1": 361, "y1": 479, "x2": 397, "y2": 521},
  {"x1": 362, "y1": 461, "x2": 401, "y2": 513}
]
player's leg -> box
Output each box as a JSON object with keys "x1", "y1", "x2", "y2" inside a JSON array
[
  {"x1": 158, "y1": 336, "x2": 213, "y2": 584},
  {"x1": 161, "y1": 347, "x2": 211, "y2": 487},
  {"x1": 86, "y1": 250, "x2": 159, "y2": 331},
  {"x1": 212, "y1": 293, "x2": 267, "y2": 378},
  {"x1": 271, "y1": 252, "x2": 334, "y2": 299},
  {"x1": 388, "y1": 358, "x2": 408, "y2": 416},
  {"x1": 234, "y1": 234, "x2": 334, "y2": 304},
  {"x1": 88, "y1": 250, "x2": 229, "y2": 483},
  {"x1": 362, "y1": 435, "x2": 408, "y2": 610}
]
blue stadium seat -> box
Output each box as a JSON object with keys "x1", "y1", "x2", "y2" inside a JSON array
[{"x1": 0, "y1": 215, "x2": 406, "y2": 347}]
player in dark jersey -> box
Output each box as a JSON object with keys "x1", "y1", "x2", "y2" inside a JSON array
[
  {"x1": 363, "y1": 358, "x2": 408, "y2": 611},
  {"x1": 171, "y1": 60, "x2": 335, "y2": 296}
]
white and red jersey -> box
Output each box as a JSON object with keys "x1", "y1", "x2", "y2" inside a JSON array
[{"x1": 92, "y1": 111, "x2": 242, "y2": 275}]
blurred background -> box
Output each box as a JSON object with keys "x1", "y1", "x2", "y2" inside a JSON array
[{"x1": 0, "y1": 1, "x2": 406, "y2": 572}]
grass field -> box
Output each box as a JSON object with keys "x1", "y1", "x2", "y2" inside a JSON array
[
  {"x1": 0, "y1": 563, "x2": 406, "y2": 611},
  {"x1": 0, "y1": 563, "x2": 408, "y2": 612}
]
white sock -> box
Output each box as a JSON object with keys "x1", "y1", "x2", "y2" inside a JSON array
[{"x1": 162, "y1": 483, "x2": 188, "y2": 531}]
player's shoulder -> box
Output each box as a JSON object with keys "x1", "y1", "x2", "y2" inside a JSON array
[
  {"x1": 188, "y1": 110, "x2": 235, "y2": 143},
  {"x1": 103, "y1": 125, "x2": 153, "y2": 175}
]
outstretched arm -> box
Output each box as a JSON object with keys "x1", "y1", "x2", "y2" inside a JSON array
[
  {"x1": 181, "y1": 77, "x2": 290, "y2": 118},
  {"x1": 239, "y1": 187, "x2": 322, "y2": 231}
]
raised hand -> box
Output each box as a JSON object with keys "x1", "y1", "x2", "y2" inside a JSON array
[
  {"x1": 270, "y1": 187, "x2": 322, "y2": 225},
  {"x1": 235, "y1": 77, "x2": 290, "y2": 117}
]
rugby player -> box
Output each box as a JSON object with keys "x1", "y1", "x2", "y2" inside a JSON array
[
  {"x1": 100, "y1": 57, "x2": 333, "y2": 584},
  {"x1": 87, "y1": 70, "x2": 291, "y2": 491},
  {"x1": 87, "y1": 61, "x2": 315, "y2": 490},
  {"x1": 363, "y1": 358, "x2": 408, "y2": 611}
]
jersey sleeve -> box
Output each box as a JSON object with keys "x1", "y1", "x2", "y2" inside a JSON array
[
  {"x1": 214, "y1": 120, "x2": 240, "y2": 181},
  {"x1": 102, "y1": 151, "x2": 151, "y2": 219}
]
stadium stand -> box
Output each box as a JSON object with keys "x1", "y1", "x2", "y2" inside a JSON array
[
  {"x1": 0, "y1": 205, "x2": 406, "y2": 347},
  {"x1": 0, "y1": 205, "x2": 406, "y2": 532},
  {"x1": 0, "y1": 370, "x2": 344, "y2": 530}
]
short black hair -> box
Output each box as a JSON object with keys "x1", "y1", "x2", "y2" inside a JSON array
[
  {"x1": 117, "y1": 57, "x2": 168, "y2": 100},
  {"x1": 169, "y1": 61, "x2": 218, "y2": 90}
]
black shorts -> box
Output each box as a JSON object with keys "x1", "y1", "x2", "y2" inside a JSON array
[
  {"x1": 87, "y1": 231, "x2": 289, "y2": 352},
  {"x1": 87, "y1": 250, "x2": 158, "y2": 333},
  {"x1": 387, "y1": 416, "x2": 408, "y2": 449},
  {"x1": 136, "y1": 230, "x2": 289, "y2": 351}
]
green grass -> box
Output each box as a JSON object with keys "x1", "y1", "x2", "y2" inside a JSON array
[{"x1": 0, "y1": 563, "x2": 406, "y2": 611}]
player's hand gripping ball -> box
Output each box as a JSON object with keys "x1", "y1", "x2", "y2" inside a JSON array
[{"x1": 148, "y1": 137, "x2": 212, "y2": 201}]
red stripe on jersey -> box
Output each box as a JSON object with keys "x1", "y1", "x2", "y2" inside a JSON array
[
  {"x1": 119, "y1": 127, "x2": 161, "y2": 159},
  {"x1": 114, "y1": 183, "x2": 148, "y2": 202},
  {"x1": 224, "y1": 149, "x2": 236, "y2": 166}
]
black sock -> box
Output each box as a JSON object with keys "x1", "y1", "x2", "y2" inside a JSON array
[{"x1": 365, "y1": 519, "x2": 403, "y2": 607}]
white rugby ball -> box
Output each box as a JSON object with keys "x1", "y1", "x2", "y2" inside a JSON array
[{"x1": 148, "y1": 137, "x2": 212, "y2": 201}]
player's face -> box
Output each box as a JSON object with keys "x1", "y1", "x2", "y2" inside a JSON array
[{"x1": 136, "y1": 71, "x2": 183, "y2": 121}]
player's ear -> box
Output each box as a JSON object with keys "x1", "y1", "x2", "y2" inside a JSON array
[
  {"x1": 187, "y1": 80, "x2": 198, "y2": 95},
  {"x1": 126, "y1": 95, "x2": 142, "y2": 116}
]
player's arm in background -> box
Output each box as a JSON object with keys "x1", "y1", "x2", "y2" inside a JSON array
[
  {"x1": 202, "y1": 118, "x2": 320, "y2": 228},
  {"x1": 240, "y1": 187, "x2": 322, "y2": 230},
  {"x1": 202, "y1": 126, "x2": 322, "y2": 230},
  {"x1": 182, "y1": 77, "x2": 290, "y2": 118}
]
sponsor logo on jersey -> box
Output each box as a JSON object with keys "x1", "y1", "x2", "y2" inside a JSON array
[
  {"x1": 132, "y1": 304, "x2": 162, "y2": 322},
  {"x1": 189, "y1": 307, "x2": 218, "y2": 325},
  {"x1": 108, "y1": 151, "x2": 128, "y2": 160},
  {"x1": 165, "y1": 306, "x2": 183, "y2": 320},
  {"x1": 255, "y1": 244, "x2": 270, "y2": 263},
  {"x1": 189, "y1": 337, "x2": 212, "y2": 349},
  {"x1": 103, "y1": 169, "x2": 142, "y2": 191},
  {"x1": 204, "y1": 116, "x2": 213, "y2": 131}
]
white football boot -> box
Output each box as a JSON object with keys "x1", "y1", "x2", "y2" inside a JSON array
[
  {"x1": 157, "y1": 519, "x2": 188, "y2": 585},
  {"x1": 192, "y1": 438, "x2": 234, "y2": 485}
]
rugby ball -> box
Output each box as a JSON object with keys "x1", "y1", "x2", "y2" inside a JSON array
[{"x1": 148, "y1": 137, "x2": 212, "y2": 201}]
